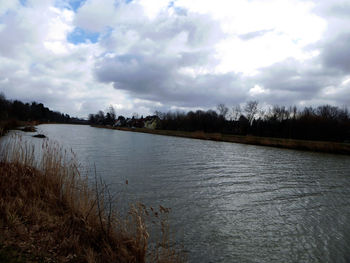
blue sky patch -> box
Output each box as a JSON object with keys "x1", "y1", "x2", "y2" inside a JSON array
[
  {"x1": 54, "y1": 0, "x2": 85, "y2": 11},
  {"x1": 168, "y1": 1, "x2": 174, "y2": 8},
  {"x1": 19, "y1": 0, "x2": 27, "y2": 6},
  {"x1": 67, "y1": 27, "x2": 100, "y2": 44},
  {"x1": 68, "y1": 0, "x2": 86, "y2": 11}
]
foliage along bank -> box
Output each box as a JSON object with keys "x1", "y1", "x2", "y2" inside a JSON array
[
  {"x1": 0, "y1": 92, "x2": 87, "y2": 135},
  {"x1": 89, "y1": 101, "x2": 350, "y2": 143}
]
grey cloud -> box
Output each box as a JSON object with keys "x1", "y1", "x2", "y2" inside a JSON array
[
  {"x1": 0, "y1": 13, "x2": 35, "y2": 57},
  {"x1": 100, "y1": 9, "x2": 224, "y2": 54},
  {"x1": 2, "y1": 0, "x2": 350, "y2": 119},
  {"x1": 238, "y1": 29, "x2": 274, "y2": 41},
  {"x1": 141, "y1": 13, "x2": 224, "y2": 47},
  {"x1": 252, "y1": 56, "x2": 345, "y2": 106},
  {"x1": 94, "y1": 8, "x2": 235, "y2": 108},
  {"x1": 311, "y1": 0, "x2": 350, "y2": 19},
  {"x1": 95, "y1": 52, "x2": 245, "y2": 108},
  {"x1": 94, "y1": 0, "x2": 350, "y2": 112},
  {"x1": 322, "y1": 33, "x2": 350, "y2": 73},
  {"x1": 328, "y1": 3, "x2": 350, "y2": 18}
]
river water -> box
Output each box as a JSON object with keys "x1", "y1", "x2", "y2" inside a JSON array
[{"x1": 5, "y1": 124, "x2": 350, "y2": 262}]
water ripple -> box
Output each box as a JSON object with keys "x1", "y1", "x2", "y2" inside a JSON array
[{"x1": 10, "y1": 124, "x2": 350, "y2": 263}]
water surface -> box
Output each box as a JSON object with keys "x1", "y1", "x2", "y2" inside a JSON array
[{"x1": 6, "y1": 124, "x2": 350, "y2": 262}]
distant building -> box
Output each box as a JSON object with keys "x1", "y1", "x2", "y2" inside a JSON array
[
  {"x1": 144, "y1": 116, "x2": 160, "y2": 129},
  {"x1": 114, "y1": 119, "x2": 123, "y2": 127},
  {"x1": 113, "y1": 115, "x2": 159, "y2": 129},
  {"x1": 114, "y1": 116, "x2": 126, "y2": 127}
]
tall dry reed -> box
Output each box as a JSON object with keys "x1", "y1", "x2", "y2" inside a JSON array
[{"x1": 0, "y1": 134, "x2": 185, "y2": 262}]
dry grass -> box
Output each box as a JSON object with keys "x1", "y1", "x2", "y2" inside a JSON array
[
  {"x1": 98, "y1": 126, "x2": 350, "y2": 155},
  {"x1": 0, "y1": 135, "x2": 185, "y2": 262},
  {"x1": 0, "y1": 120, "x2": 20, "y2": 136}
]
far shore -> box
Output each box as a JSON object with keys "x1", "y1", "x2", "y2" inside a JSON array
[{"x1": 92, "y1": 125, "x2": 350, "y2": 155}]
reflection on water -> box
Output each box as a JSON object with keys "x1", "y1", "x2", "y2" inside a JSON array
[{"x1": 4, "y1": 124, "x2": 350, "y2": 262}]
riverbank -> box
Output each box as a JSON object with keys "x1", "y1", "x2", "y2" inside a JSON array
[
  {"x1": 0, "y1": 120, "x2": 21, "y2": 136},
  {"x1": 92, "y1": 125, "x2": 350, "y2": 155},
  {"x1": 0, "y1": 120, "x2": 40, "y2": 137},
  {"x1": 0, "y1": 136, "x2": 184, "y2": 262}
]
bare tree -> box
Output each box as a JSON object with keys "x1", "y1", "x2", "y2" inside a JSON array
[
  {"x1": 289, "y1": 105, "x2": 298, "y2": 120},
  {"x1": 97, "y1": 110, "x2": 105, "y2": 124},
  {"x1": 217, "y1": 103, "x2": 229, "y2": 119},
  {"x1": 244, "y1": 100, "x2": 259, "y2": 124},
  {"x1": 132, "y1": 112, "x2": 139, "y2": 119},
  {"x1": 231, "y1": 105, "x2": 242, "y2": 121},
  {"x1": 104, "y1": 106, "x2": 116, "y2": 125},
  {"x1": 107, "y1": 105, "x2": 116, "y2": 121},
  {"x1": 154, "y1": 110, "x2": 164, "y2": 120},
  {"x1": 317, "y1": 105, "x2": 339, "y2": 120},
  {"x1": 270, "y1": 105, "x2": 290, "y2": 122}
]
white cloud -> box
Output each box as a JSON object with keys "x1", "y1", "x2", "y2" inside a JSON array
[
  {"x1": 174, "y1": 0, "x2": 326, "y2": 74},
  {"x1": 0, "y1": 1, "x2": 20, "y2": 16},
  {"x1": 74, "y1": 0, "x2": 117, "y2": 32},
  {"x1": 249, "y1": 85, "x2": 269, "y2": 96},
  {"x1": 0, "y1": 0, "x2": 349, "y2": 118},
  {"x1": 138, "y1": 0, "x2": 170, "y2": 19}
]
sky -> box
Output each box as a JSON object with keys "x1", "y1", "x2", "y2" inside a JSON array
[{"x1": 0, "y1": 0, "x2": 350, "y2": 118}]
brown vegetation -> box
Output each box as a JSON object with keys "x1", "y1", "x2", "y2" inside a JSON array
[
  {"x1": 0, "y1": 120, "x2": 21, "y2": 136},
  {"x1": 0, "y1": 136, "x2": 185, "y2": 262},
  {"x1": 0, "y1": 120, "x2": 40, "y2": 137},
  {"x1": 21, "y1": 126, "x2": 37, "y2": 132},
  {"x1": 94, "y1": 126, "x2": 350, "y2": 155}
]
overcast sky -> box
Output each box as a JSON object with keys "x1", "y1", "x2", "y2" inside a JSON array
[{"x1": 0, "y1": 0, "x2": 350, "y2": 118}]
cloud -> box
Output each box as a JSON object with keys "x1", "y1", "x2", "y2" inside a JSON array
[
  {"x1": 322, "y1": 33, "x2": 350, "y2": 73},
  {"x1": 74, "y1": 0, "x2": 119, "y2": 32},
  {"x1": 95, "y1": 52, "x2": 246, "y2": 107},
  {"x1": 93, "y1": 4, "x2": 243, "y2": 108},
  {"x1": 0, "y1": 0, "x2": 350, "y2": 118},
  {"x1": 238, "y1": 29, "x2": 274, "y2": 41}
]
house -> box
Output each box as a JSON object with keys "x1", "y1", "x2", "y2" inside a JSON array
[
  {"x1": 144, "y1": 116, "x2": 160, "y2": 129},
  {"x1": 114, "y1": 119, "x2": 123, "y2": 127},
  {"x1": 114, "y1": 116, "x2": 126, "y2": 127}
]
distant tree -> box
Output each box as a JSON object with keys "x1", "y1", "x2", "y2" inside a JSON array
[
  {"x1": 317, "y1": 105, "x2": 339, "y2": 120},
  {"x1": 154, "y1": 111, "x2": 164, "y2": 120},
  {"x1": 105, "y1": 106, "x2": 116, "y2": 125},
  {"x1": 0, "y1": 93, "x2": 8, "y2": 120},
  {"x1": 231, "y1": 105, "x2": 241, "y2": 121},
  {"x1": 238, "y1": 115, "x2": 249, "y2": 134},
  {"x1": 244, "y1": 100, "x2": 259, "y2": 125},
  {"x1": 217, "y1": 103, "x2": 229, "y2": 119},
  {"x1": 97, "y1": 110, "x2": 105, "y2": 124},
  {"x1": 88, "y1": 114, "x2": 96, "y2": 124},
  {"x1": 107, "y1": 106, "x2": 116, "y2": 122},
  {"x1": 87, "y1": 102, "x2": 350, "y2": 142},
  {"x1": 132, "y1": 112, "x2": 139, "y2": 119},
  {"x1": 289, "y1": 105, "x2": 298, "y2": 120},
  {"x1": 269, "y1": 105, "x2": 289, "y2": 122}
]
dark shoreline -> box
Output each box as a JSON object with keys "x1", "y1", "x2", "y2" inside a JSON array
[{"x1": 92, "y1": 125, "x2": 350, "y2": 155}]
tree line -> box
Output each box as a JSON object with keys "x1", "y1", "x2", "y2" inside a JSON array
[
  {"x1": 158, "y1": 102, "x2": 350, "y2": 142},
  {"x1": 89, "y1": 101, "x2": 350, "y2": 142},
  {"x1": 0, "y1": 93, "x2": 85, "y2": 124},
  {"x1": 88, "y1": 106, "x2": 117, "y2": 126}
]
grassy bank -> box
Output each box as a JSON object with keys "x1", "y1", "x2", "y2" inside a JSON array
[
  {"x1": 0, "y1": 120, "x2": 21, "y2": 136},
  {"x1": 0, "y1": 120, "x2": 40, "y2": 137},
  {"x1": 93, "y1": 125, "x2": 350, "y2": 155},
  {"x1": 0, "y1": 136, "x2": 184, "y2": 262}
]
